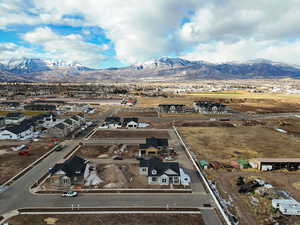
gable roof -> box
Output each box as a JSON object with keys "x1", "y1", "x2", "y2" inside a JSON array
[
  {"x1": 6, "y1": 112, "x2": 25, "y2": 119},
  {"x1": 140, "y1": 158, "x2": 179, "y2": 177},
  {"x1": 64, "y1": 119, "x2": 74, "y2": 125},
  {"x1": 54, "y1": 123, "x2": 66, "y2": 130},
  {"x1": 49, "y1": 156, "x2": 88, "y2": 177},
  {"x1": 123, "y1": 117, "x2": 139, "y2": 124},
  {"x1": 6, "y1": 124, "x2": 32, "y2": 135},
  {"x1": 140, "y1": 137, "x2": 168, "y2": 149}
]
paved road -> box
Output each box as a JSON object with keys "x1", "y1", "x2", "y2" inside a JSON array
[{"x1": 0, "y1": 129, "x2": 223, "y2": 225}]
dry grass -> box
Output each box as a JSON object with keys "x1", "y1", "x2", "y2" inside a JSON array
[
  {"x1": 179, "y1": 126, "x2": 300, "y2": 163},
  {"x1": 7, "y1": 214, "x2": 205, "y2": 225},
  {"x1": 92, "y1": 130, "x2": 170, "y2": 139}
]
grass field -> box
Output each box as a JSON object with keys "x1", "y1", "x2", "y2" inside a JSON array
[{"x1": 179, "y1": 126, "x2": 300, "y2": 163}]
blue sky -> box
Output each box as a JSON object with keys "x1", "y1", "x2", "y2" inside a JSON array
[{"x1": 1, "y1": 0, "x2": 300, "y2": 68}]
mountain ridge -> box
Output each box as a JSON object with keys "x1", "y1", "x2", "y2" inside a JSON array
[{"x1": 0, "y1": 57, "x2": 300, "y2": 81}]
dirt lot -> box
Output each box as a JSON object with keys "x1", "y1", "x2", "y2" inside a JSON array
[
  {"x1": 179, "y1": 126, "x2": 300, "y2": 163},
  {"x1": 6, "y1": 213, "x2": 205, "y2": 225},
  {"x1": 76, "y1": 145, "x2": 139, "y2": 159},
  {"x1": 262, "y1": 117, "x2": 300, "y2": 137},
  {"x1": 207, "y1": 169, "x2": 300, "y2": 225},
  {"x1": 92, "y1": 130, "x2": 170, "y2": 139},
  {"x1": 0, "y1": 139, "x2": 57, "y2": 184}
]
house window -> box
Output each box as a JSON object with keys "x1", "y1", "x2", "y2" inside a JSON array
[
  {"x1": 152, "y1": 177, "x2": 157, "y2": 182},
  {"x1": 162, "y1": 178, "x2": 167, "y2": 183},
  {"x1": 142, "y1": 168, "x2": 147, "y2": 171}
]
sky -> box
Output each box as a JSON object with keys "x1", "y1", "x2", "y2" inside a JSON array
[{"x1": 1, "y1": 0, "x2": 300, "y2": 69}]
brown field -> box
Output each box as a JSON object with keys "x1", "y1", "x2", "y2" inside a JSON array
[
  {"x1": 0, "y1": 139, "x2": 56, "y2": 184},
  {"x1": 137, "y1": 92, "x2": 300, "y2": 113},
  {"x1": 7, "y1": 214, "x2": 205, "y2": 225},
  {"x1": 179, "y1": 126, "x2": 300, "y2": 163},
  {"x1": 0, "y1": 110, "x2": 47, "y2": 116},
  {"x1": 263, "y1": 117, "x2": 300, "y2": 137},
  {"x1": 92, "y1": 130, "x2": 170, "y2": 139}
]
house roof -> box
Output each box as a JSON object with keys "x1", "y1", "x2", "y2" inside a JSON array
[
  {"x1": 105, "y1": 117, "x2": 121, "y2": 124},
  {"x1": 49, "y1": 155, "x2": 88, "y2": 177},
  {"x1": 6, "y1": 112, "x2": 25, "y2": 119},
  {"x1": 123, "y1": 117, "x2": 139, "y2": 124},
  {"x1": 140, "y1": 158, "x2": 180, "y2": 177},
  {"x1": 54, "y1": 123, "x2": 66, "y2": 130},
  {"x1": 71, "y1": 115, "x2": 80, "y2": 121},
  {"x1": 250, "y1": 158, "x2": 300, "y2": 163},
  {"x1": 6, "y1": 124, "x2": 32, "y2": 135},
  {"x1": 139, "y1": 137, "x2": 168, "y2": 149},
  {"x1": 64, "y1": 119, "x2": 73, "y2": 125}
]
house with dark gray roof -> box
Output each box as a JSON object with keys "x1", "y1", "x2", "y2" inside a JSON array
[
  {"x1": 139, "y1": 158, "x2": 182, "y2": 185},
  {"x1": 5, "y1": 112, "x2": 25, "y2": 125},
  {"x1": 159, "y1": 104, "x2": 185, "y2": 113},
  {"x1": 49, "y1": 156, "x2": 89, "y2": 187},
  {"x1": 0, "y1": 123, "x2": 33, "y2": 140},
  {"x1": 193, "y1": 101, "x2": 227, "y2": 114}
]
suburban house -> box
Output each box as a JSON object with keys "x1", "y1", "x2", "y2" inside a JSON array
[
  {"x1": 159, "y1": 104, "x2": 185, "y2": 113},
  {"x1": 49, "y1": 156, "x2": 89, "y2": 187},
  {"x1": 5, "y1": 112, "x2": 26, "y2": 125},
  {"x1": 48, "y1": 122, "x2": 70, "y2": 138},
  {"x1": 24, "y1": 104, "x2": 56, "y2": 111},
  {"x1": 193, "y1": 101, "x2": 227, "y2": 114},
  {"x1": 0, "y1": 123, "x2": 33, "y2": 140},
  {"x1": 139, "y1": 158, "x2": 190, "y2": 186},
  {"x1": 104, "y1": 117, "x2": 122, "y2": 128},
  {"x1": 123, "y1": 117, "x2": 139, "y2": 128},
  {"x1": 139, "y1": 137, "x2": 169, "y2": 156},
  {"x1": 63, "y1": 119, "x2": 77, "y2": 132}
]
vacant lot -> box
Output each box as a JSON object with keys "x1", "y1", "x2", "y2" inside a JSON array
[
  {"x1": 76, "y1": 145, "x2": 139, "y2": 159},
  {"x1": 179, "y1": 126, "x2": 300, "y2": 163},
  {"x1": 0, "y1": 139, "x2": 56, "y2": 184},
  {"x1": 263, "y1": 117, "x2": 300, "y2": 137},
  {"x1": 7, "y1": 214, "x2": 205, "y2": 225},
  {"x1": 93, "y1": 130, "x2": 170, "y2": 139}
]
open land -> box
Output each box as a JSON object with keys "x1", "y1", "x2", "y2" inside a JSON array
[
  {"x1": 6, "y1": 213, "x2": 205, "y2": 225},
  {"x1": 179, "y1": 125, "x2": 300, "y2": 163},
  {"x1": 0, "y1": 139, "x2": 57, "y2": 184}
]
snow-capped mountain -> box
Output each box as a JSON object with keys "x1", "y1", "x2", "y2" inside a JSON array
[
  {"x1": 133, "y1": 57, "x2": 200, "y2": 70},
  {"x1": 1, "y1": 58, "x2": 92, "y2": 74},
  {"x1": 0, "y1": 56, "x2": 300, "y2": 81}
]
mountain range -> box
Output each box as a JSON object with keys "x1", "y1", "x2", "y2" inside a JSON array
[{"x1": 0, "y1": 57, "x2": 300, "y2": 82}]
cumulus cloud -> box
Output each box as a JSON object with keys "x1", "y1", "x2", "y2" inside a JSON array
[
  {"x1": 1, "y1": 0, "x2": 300, "y2": 66},
  {"x1": 0, "y1": 42, "x2": 39, "y2": 64},
  {"x1": 181, "y1": 39, "x2": 300, "y2": 65},
  {"x1": 22, "y1": 27, "x2": 107, "y2": 68}
]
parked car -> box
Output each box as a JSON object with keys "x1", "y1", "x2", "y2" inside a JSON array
[
  {"x1": 61, "y1": 191, "x2": 78, "y2": 197},
  {"x1": 55, "y1": 145, "x2": 65, "y2": 152},
  {"x1": 112, "y1": 155, "x2": 123, "y2": 160}
]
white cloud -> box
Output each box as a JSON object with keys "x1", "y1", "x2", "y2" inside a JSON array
[
  {"x1": 1, "y1": 0, "x2": 300, "y2": 66},
  {"x1": 0, "y1": 42, "x2": 39, "y2": 64},
  {"x1": 22, "y1": 27, "x2": 107, "y2": 68},
  {"x1": 181, "y1": 39, "x2": 300, "y2": 65}
]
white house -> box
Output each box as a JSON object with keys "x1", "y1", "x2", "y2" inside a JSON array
[
  {"x1": 0, "y1": 124, "x2": 33, "y2": 140},
  {"x1": 139, "y1": 158, "x2": 190, "y2": 186}
]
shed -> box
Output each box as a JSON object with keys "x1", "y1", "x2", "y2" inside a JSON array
[
  {"x1": 237, "y1": 160, "x2": 251, "y2": 169},
  {"x1": 199, "y1": 160, "x2": 209, "y2": 170},
  {"x1": 210, "y1": 161, "x2": 222, "y2": 169}
]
